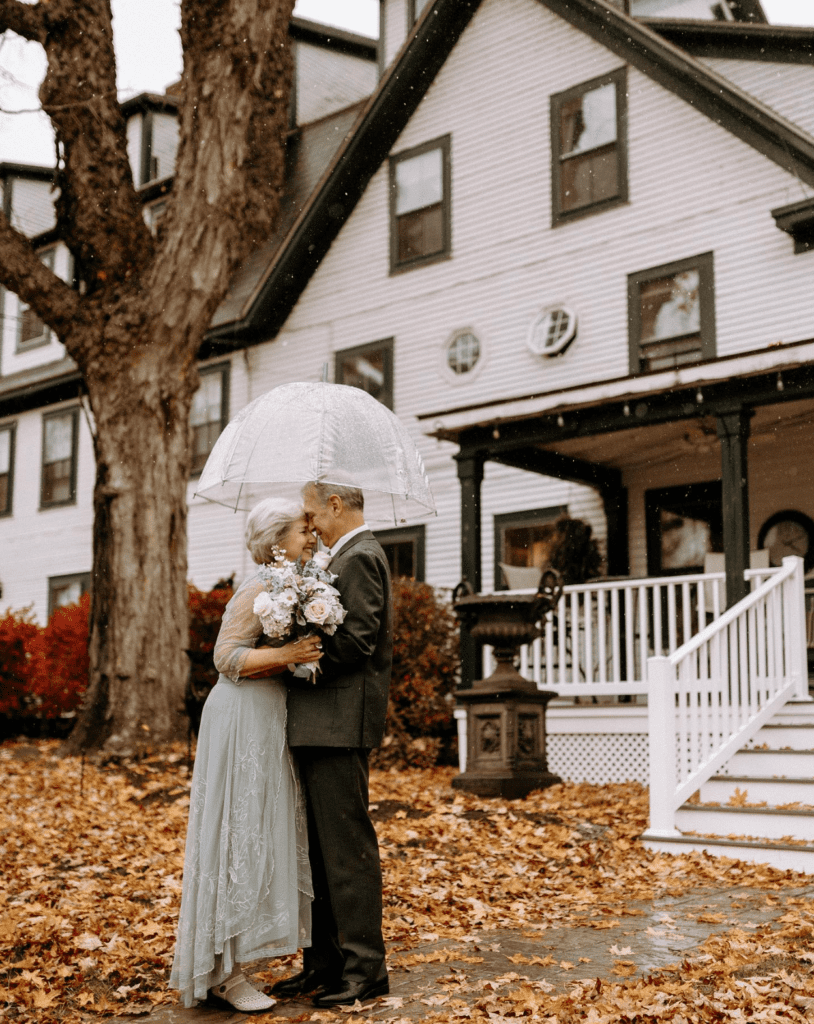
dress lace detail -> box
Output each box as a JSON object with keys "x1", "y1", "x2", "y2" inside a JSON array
[{"x1": 169, "y1": 572, "x2": 312, "y2": 1007}]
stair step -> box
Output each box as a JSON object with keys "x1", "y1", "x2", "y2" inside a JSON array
[
  {"x1": 725, "y1": 748, "x2": 814, "y2": 777},
  {"x1": 700, "y1": 775, "x2": 814, "y2": 805},
  {"x1": 676, "y1": 803, "x2": 814, "y2": 841},
  {"x1": 749, "y1": 723, "x2": 814, "y2": 749},
  {"x1": 771, "y1": 702, "x2": 814, "y2": 726},
  {"x1": 641, "y1": 833, "x2": 814, "y2": 873}
]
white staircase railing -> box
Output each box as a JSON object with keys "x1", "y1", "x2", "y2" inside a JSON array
[
  {"x1": 484, "y1": 567, "x2": 780, "y2": 698},
  {"x1": 643, "y1": 556, "x2": 808, "y2": 839}
]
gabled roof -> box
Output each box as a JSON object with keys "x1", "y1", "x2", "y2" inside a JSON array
[
  {"x1": 643, "y1": 16, "x2": 814, "y2": 63},
  {"x1": 205, "y1": 0, "x2": 814, "y2": 352}
]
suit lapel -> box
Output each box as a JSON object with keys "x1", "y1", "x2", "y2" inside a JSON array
[{"x1": 328, "y1": 529, "x2": 373, "y2": 569}]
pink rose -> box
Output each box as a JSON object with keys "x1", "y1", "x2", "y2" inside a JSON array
[{"x1": 304, "y1": 597, "x2": 332, "y2": 626}]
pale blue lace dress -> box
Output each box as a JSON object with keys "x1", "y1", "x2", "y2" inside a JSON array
[{"x1": 169, "y1": 572, "x2": 312, "y2": 1007}]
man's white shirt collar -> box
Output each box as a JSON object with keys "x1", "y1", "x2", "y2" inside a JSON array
[{"x1": 328, "y1": 523, "x2": 369, "y2": 559}]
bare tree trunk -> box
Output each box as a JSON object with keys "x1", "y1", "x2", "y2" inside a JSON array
[{"x1": 65, "y1": 346, "x2": 197, "y2": 755}]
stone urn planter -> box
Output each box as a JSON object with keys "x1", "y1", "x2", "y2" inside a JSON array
[{"x1": 452, "y1": 571, "x2": 562, "y2": 799}]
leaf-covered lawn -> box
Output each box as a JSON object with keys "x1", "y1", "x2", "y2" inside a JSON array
[{"x1": 1, "y1": 739, "x2": 813, "y2": 1022}]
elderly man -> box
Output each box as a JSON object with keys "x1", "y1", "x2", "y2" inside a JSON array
[{"x1": 273, "y1": 482, "x2": 392, "y2": 1008}]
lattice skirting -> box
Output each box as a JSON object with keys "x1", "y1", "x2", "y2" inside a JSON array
[{"x1": 547, "y1": 732, "x2": 649, "y2": 785}]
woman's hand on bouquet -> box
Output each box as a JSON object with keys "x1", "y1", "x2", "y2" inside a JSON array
[{"x1": 282, "y1": 634, "x2": 323, "y2": 666}]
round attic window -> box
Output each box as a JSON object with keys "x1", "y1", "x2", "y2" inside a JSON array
[
  {"x1": 446, "y1": 330, "x2": 481, "y2": 375},
  {"x1": 527, "y1": 305, "x2": 577, "y2": 357}
]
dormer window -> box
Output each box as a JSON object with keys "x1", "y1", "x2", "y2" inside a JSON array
[
  {"x1": 551, "y1": 68, "x2": 628, "y2": 225},
  {"x1": 390, "y1": 135, "x2": 451, "y2": 272}
]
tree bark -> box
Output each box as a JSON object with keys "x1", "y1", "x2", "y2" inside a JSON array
[{"x1": 0, "y1": 0, "x2": 296, "y2": 755}]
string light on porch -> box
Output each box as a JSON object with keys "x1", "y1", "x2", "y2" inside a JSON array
[{"x1": 777, "y1": 372, "x2": 784, "y2": 392}]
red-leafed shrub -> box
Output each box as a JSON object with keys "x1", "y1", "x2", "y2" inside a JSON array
[
  {"x1": 186, "y1": 582, "x2": 234, "y2": 732},
  {"x1": 28, "y1": 594, "x2": 91, "y2": 720},
  {"x1": 0, "y1": 582, "x2": 236, "y2": 739},
  {"x1": 372, "y1": 578, "x2": 460, "y2": 770},
  {"x1": 0, "y1": 607, "x2": 41, "y2": 719}
]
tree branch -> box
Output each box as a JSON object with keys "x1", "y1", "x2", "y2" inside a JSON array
[
  {"x1": 148, "y1": 0, "x2": 296, "y2": 355},
  {"x1": 36, "y1": 0, "x2": 152, "y2": 289},
  {"x1": 0, "y1": 0, "x2": 47, "y2": 43},
  {"x1": 0, "y1": 211, "x2": 81, "y2": 339}
]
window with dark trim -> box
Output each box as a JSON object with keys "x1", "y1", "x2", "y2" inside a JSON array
[
  {"x1": 628, "y1": 252, "x2": 715, "y2": 375},
  {"x1": 336, "y1": 338, "x2": 394, "y2": 410},
  {"x1": 551, "y1": 67, "x2": 628, "y2": 224},
  {"x1": 645, "y1": 481, "x2": 722, "y2": 577},
  {"x1": 18, "y1": 247, "x2": 55, "y2": 350},
  {"x1": 48, "y1": 572, "x2": 90, "y2": 617},
  {"x1": 389, "y1": 135, "x2": 451, "y2": 272},
  {"x1": 41, "y1": 408, "x2": 79, "y2": 508},
  {"x1": 376, "y1": 525, "x2": 425, "y2": 581},
  {"x1": 0, "y1": 421, "x2": 15, "y2": 517},
  {"x1": 494, "y1": 505, "x2": 568, "y2": 590},
  {"x1": 190, "y1": 362, "x2": 230, "y2": 475}
]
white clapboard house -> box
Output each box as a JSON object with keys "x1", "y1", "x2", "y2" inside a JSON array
[{"x1": 3, "y1": 0, "x2": 814, "y2": 866}]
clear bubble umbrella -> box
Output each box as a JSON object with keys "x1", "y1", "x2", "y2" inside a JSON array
[{"x1": 194, "y1": 382, "x2": 436, "y2": 525}]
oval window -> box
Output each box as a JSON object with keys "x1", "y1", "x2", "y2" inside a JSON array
[{"x1": 446, "y1": 330, "x2": 480, "y2": 374}]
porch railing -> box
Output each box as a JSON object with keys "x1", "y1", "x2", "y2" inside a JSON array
[
  {"x1": 483, "y1": 567, "x2": 780, "y2": 698},
  {"x1": 643, "y1": 555, "x2": 807, "y2": 838}
]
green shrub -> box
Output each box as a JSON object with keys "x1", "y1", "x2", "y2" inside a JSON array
[{"x1": 372, "y1": 578, "x2": 460, "y2": 770}]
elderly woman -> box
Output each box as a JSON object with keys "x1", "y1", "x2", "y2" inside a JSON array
[{"x1": 169, "y1": 497, "x2": 322, "y2": 1013}]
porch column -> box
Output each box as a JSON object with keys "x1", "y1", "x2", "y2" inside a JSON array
[
  {"x1": 716, "y1": 408, "x2": 751, "y2": 608},
  {"x1": 602, "y1": 485, "x2": 629, "y2": 577},
  {"x1": 456, "y1": 452, "x2": 484, "y2": 689}
]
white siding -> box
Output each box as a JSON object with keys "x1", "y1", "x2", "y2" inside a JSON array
[
  {"x1": 631, "y1": 0, "x2": 728, "y2": 16},
  {"x1": 126, "y1": 114, "x2": 143, "y2": 186},
  {"x1": 0, "y1": 400, "x2": 94, "y2": 621},
  {"x1": 150, "y1": 111, "x2": 179, "y2": 183},
  {"x1": 9, "y1": 177, "x2": 55, "y2": 237},
  {"x1": 295, "y1": 42, "x2": 376, "y2": 125},
  {"x1": 381, "y1": 0, "x2": 410, "y2": 69},
  {"x1": 700, "y1": 58, "x2": 814, "y2": 140}
]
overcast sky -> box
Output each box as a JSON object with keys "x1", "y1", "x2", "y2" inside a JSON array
[{"x1": 0, "y1": 0, "x2": 811, "y2": 167}]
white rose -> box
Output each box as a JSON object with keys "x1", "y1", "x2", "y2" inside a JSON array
[
  {"x1": 253, "y1": 592, "x2": 273, "y2": 616},
  {"x1": 304, "y1": 597, "x2": 332, "y2": 625},
  {"x1": 311, "y1": 551, "x2": 332, "y2": 570}
]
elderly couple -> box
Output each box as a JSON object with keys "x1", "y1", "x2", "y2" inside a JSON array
[{"x1": 169, "y1": 482, "x2": 392, "y2": 1014}]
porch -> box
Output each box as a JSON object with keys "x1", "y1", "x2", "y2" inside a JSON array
[
  {"x1": 423, "y1": 345, "x2": 814, "y2": 870},
  {"x1": 453, "y1": 558, "x2": 814, "y2": 870}
]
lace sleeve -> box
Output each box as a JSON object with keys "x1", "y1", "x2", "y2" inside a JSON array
[{"x1": 213, "y1": 574, "x2": 266, "y2": 682}]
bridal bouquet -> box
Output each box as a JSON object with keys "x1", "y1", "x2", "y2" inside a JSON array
[{"x1": 253, "y1": 548, "x2": 345, "y2": 679}]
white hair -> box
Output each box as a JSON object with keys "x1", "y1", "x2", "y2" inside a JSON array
[{"x1": 245, "y1": 497, "x2": 303, "y2": 564}]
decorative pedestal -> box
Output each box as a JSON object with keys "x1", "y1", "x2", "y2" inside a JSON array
[{"x1": 452, "y1": 575, "x2": 562, "y2": 799}]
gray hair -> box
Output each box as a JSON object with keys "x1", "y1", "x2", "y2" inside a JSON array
[
  {"x1": 306, "y1": 482, "x2": 364, "y2": 512},
  {"x1": 245, "y1": 497, "x2": 303, "y2": 564}
]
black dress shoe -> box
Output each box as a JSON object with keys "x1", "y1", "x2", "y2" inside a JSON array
[
  {"x1": 271, "y1": 968, "x2": 339, "y2": 998},
  {"x1": 313, "y1": 976, "x2": 389, "y2": 1007}
]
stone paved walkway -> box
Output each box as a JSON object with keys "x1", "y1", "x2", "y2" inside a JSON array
[{"x1": 124, "y1": 883, "x2": 814, "y2": 1022}]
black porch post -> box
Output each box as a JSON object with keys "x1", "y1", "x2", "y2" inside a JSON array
[
  {"x1": 602, "y1": 485, "x2": 629, "y2": 577},
  {"x1": 456, "y1": 452, "x2": 484, "y2": 689},
  {"x1": 716, "y1": 408, "x2": 751, "y2": 608}
]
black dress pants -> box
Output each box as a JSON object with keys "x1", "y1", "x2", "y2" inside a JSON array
[{"x1": 294, "y1": 746, "x2": 387, "y2": 986}]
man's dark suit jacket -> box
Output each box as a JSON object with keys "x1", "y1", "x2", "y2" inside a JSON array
[{"x1": 287, "y1": 530, "x2": 392, "y2": 748}]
